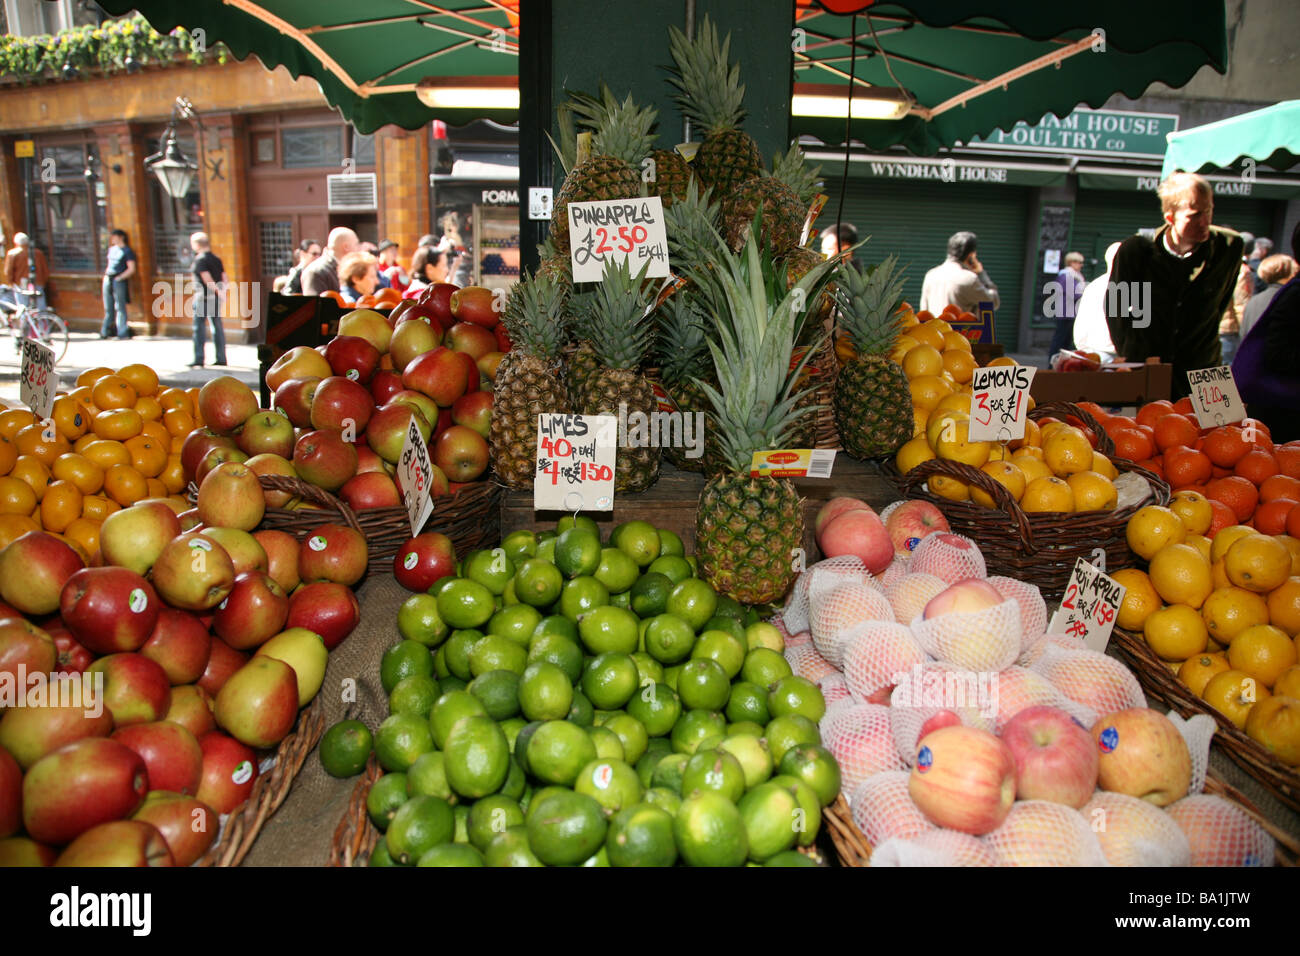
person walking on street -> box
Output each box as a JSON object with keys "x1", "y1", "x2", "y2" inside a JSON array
[
  {"x1": 4, "y1": 233, "x2": 49, "y2": 310},
  {"x1": 302, "y1": 227, "x2": 358, "y2": 296},
  {"x1": 101, "y1": 229, "x2": 137, "y2": 339},
  {"x1": 189, "y1": 232, "x2": 228, "y2": 368},
  {"x1": 284, "y1": 239, "x2": 320, "y2": 294},
  {"x1": 920, "y1": 231, "x2": 1001, "y2": 316},
  {"x1": 1048, "y1": 251, "x2": 1086, "y2": 362},
  {"x1": 377, "y1": 240, "x2": 409, "y2": 293}
]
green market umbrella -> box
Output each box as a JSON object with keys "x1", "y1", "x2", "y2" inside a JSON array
[
  {"x1": 94, "y1": 0, "x2": 520, "y2": 134},
  {"x1": 1161, "y1": 100, "x2": 1300, "y2": 178},
  {"x1": 792, "y1": 1, "x2": 1228, "y2": 154}
]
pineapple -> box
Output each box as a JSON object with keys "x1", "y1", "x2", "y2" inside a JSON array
[
  {"x1": 667, "y1": 16, "x2": 763, "y2": 198},
  {"x1": 489, "y1": 275, "x2": 572, "y2": 490},
  {"x1": 649, "y1": 148, "x2": 695, "y2": 208},
  {"x1": 571, "y1": 259, "x2": 660, "y2": 493},
  {"x1": 722, "y1": 144, "x2": 822, "y2": 254},
  {"x1": 655, "y1": 290, "x2": 716, "y2": 474},
  {"x1": 686, "y1": 223, "x2": 838, "y2": 605},
  {"x1": 833, "y1": 255, "x2": 914, "y2": 460},
  {"x1": 535, "y1": 237, "x2": 572, "y2": 298},
  {"x1": 664, "y1": 177, "x2": 723, "y2": 270},
  {"x1": 564, "y1": 289, "x2": 600, "y2": 410}
]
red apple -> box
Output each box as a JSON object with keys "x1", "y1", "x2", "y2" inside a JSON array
[
  {"x1": 354, "y1": 444, "x2": 388, "y2": 475},
  {"x1": 422, "y1": 282, "x2": 459, "y2": 326},
  {"x1": 198, "y1": 376, "x2": 259, "y2": 436},
  {"x1": 99, "y1": 499, "x2": 183, "y2": 576},
  {"x1": 265, "y1": 345, "x2": 331, "y2": 392},
  {"x1": 1001, "y1": 705, "x2": 1098, "y2": 809},
  {"x1": 214, "y1": 656, "x2": 299, "y2": 749},
  {"x1": 299, "y1": 524, "x2": 368, "y2": 587},
  {"x1": 367, "y1": 402, "x2": 432, "y2": 465},
  {"x1": 370, "y1": 368, "x2": 406, "y2": 406},
  {"x1": 272, "y1": 376, "x2": 322, "y2": 429},
  {"x1": 253, "y1": 529, "x2": 300, "y2": 594},
  {"x1": 340, "y1": 471, "x2": 403, "y2": 511},
  {"x1": 0, "y1": 699, "x2": 114, "y2": 770},
  {"x1": 494, "y1": 323, "x2": 512, "y2": 353},
  {"x1": 163, "y1": 684, "x2": 216, "y2": 738},
  {"x1": 195, "y1": 445, "x2": 249, "y2": 488},
  {"x1": 923, "y1": 578, "x2": 1005, "y2": 619},
  {"x1": 402, "y1": 347, "x2": 469, "y2": 408},
  {"x1": 389, "y1": 318, "x2": 443, "y2": 372},
  {"x1": 52, "y1": 819, "x2": 174, "y2": 866},
  {"x1": 433, "y1": 425, "x2": 489, "y2": 483},
  {"x1": 0, "y1": 531, "x2": 84, "y2": 616},
  {"x1": 0, "y1": 747, "x2": 20, "y2": 838},
  {"x1": 47, "y1": 622, "x2": 94, "y2": 675},
  {"x1": 59, "y1": 566, "x2": 160, "y2": 655},
  {"x1": 0, "y1": 616, "x2": 57, "y2": 683},
  {"x1": 451, "y1": 390, "x2": 493, "y2": 439},
  {"x1": 917, "y1": 709, "x2": 963, "y2": 741},
  {"x1": 450, "y1": 285, "x2": 500, "y2": 328},
  {"x1": 181, "y1": 429, "x2": 237, "y2": 483},
  {"x1": 131, "y1": 791, "x2": 217, "y2": 866},
  {"x1": 477, "y1": 351, "x2": 505, "y2": 382},
  {"x1": 255, "y1": 628, "x2": 328, "y2": 707},
  {"x1": 292, "y1": 429, "x2": 358, "y2": 493},
  {"x1": 140, "y1": 609, "x2": 212, "y2": 685},
  {"x1": 338, "y1": 309, "x2": 393, "y2": 354},
  {"x1": 151, "y1": 533, "x2": 236, "y2": 612},
  {"x1": 111, "y1": 721, "x2": 204, "y2": 796},
  {"x1": 237, "y1": 409, "x2": 295, "y2": 459},
  {"x1": 22, "y1": 737, "x2": 149, "y2": 845},
  {"x1": 286, "y1": 582, "x2": 360, "y2": 650},
  {"x1": 885, "y1": 500, "x2": 950, "y2": 554},
  {"x1": 199, "y1": 527, "x2": 268, "y2": 577},
  {"x1": 455, "y1": 350, "x2": 481, "y2": 391},
  {"x1": 394, "y1": 532, "x2": 457, "y2": 592},
  {"x1": 310, "y1": 375, "x2": 375, "y2": 437},
  {"x1": 87, "y1": 653, "x2": 172, "y2": 728},
  {"x1": 1092, "y1": 708, "x2": 1192, "y2": 807},
  {"x1": 245, "y1": 453, "x2": 298, "y2": 508},
  {"x1": 446, "y1": 321, "x2": 497, "y2": 359},
  {"x1": 213, "y1": 572, "x2": 289, "y2": 651},
  {"x1": 197, "y1": 461, "x2": 266, "y2": 532},
  {"x1": 387, "y1": 389, "x2": 441, "y2": 428},
  {"x1": 323, "y1": 334, "x2": 381, "y2": 384},
  {"x1": 909, "y1": 725, "x2": 1017, "y2": 835},
  {"x1": 197, "y1": 637, "x2": 248, "y2": 698},
  {"x1": 817, "y1": 507, "x2": 892, "y2": 574},
  {"x1": 196, "y1": 731, "x2": 258, "y2": 814}
]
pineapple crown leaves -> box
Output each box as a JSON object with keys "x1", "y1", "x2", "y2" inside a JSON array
[
  {"x1": 836, "y1": 254, "x2": 909, "y2": 356},
  {"x1": 768, "y1": 143, "x2": 823, "y2": 207},
  {"x1": 655, "y1": 290, "x2": 713, "y2": 385},
  {"x1": 666, "y1": 15, "x2": 746, "y2": 134},
  {"x1": 501, "y1": 273, "x2": 571, "y2": 361},
  {"x1": 545, "y1": 100, "x2": 580, "y2": 176},
  {"x1": 663, "y1": 177, "x2": 722, "y2": 263},
  {"x1": 585, "y1": 256, "x2": 658, "y2": 371},
  {"x1": 565, "y1": 83, "x2": 658, "y2": 167}
]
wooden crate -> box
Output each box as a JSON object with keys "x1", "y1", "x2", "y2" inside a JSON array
[{"x1": 1030, "y1": 357, "x2": 1173, "y2": 406}]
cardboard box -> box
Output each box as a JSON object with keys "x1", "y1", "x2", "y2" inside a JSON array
[{"x1": 1030, "y1": 357, "x2": 1172, "y2": 405}]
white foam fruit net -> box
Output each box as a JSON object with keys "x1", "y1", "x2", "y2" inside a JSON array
[
  {"x1": 1167, "y1": 712, "x2": 1216, "y2": 797},
  {"x1": 884, "y1": 572, "x2": 947, "y2": 626},
  {"x1": 809, "y1": 580, "x2": 894, "y2": 668},
  {"x1": 889, "y1": 662, "x2": 998, "y2": 765},
  {"x1": 817, "y1": 672, "x2": 854, "y2": 720},
  {"x1": 784, "y1": 640, "x2": 839, "y2": 683},
  {"x1": 783, "y1": 628, "x2": 811, "y2": 648},
  {"x1": 987, "y1": 575, "x2": 1048, "y2": 649},
  {"x1": 909, "y1": 533, "x2": 987, "y2": 583},
  {"x1": 1029, "y1": 644, "x2": 1147, "y2": 716},
  {"x1": 878, "y1": 500, "x2": 905, "y2": 525},
  {"x1": 1018, "y1": 632, "x2": 1088, "y2": 667},
  {"x1": 993, "y1": 665, "x2": 1098, "y2": 734},
  {"x1": 871, "y1": 829, "x2": 1001, "y2": 867},
  {"x1": 1165, "y1": 795, "x2": 1275, "y2": 867},
  {"x1": 783, "y1": 556, "x2": 875, "y2": 634},
  {"x1": 849, "y1": 770, "x2": 934, "y2": 846},
  {"x1": 842, "y1": 621, "x2": 928, "y2": 705},
  {"x1": 981, "y1": 800, "x2": 1109, "y2": 866},
  {"x1": 876, "y1": 553, "x2": 912, "y2": 593},
  {"x1": 910, "y1": 598, "x2": 1023, "y2": 672},
  {"x1": 1082, "y1": 792, "x2": 1192, "y2": 867},
  {"x1": 820, "y1": 703, "x2": 905, "y2": 795}
]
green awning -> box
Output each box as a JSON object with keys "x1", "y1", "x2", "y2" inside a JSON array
[
  {"x1": 793, "y1": 1, "x2": 1228, "y2": 155},
  {"x1": 1160, "y1": 100, "x2": 1300, "y2": 178},
  {"x1": 1079, "y1": 169, "x2": 1300, "y2": 200},
  {"x1": 94, "y1": 0, "x2": 519, "y2": 134}
]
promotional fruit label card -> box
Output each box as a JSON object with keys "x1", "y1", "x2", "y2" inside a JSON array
[
  {"x1": 397, "y1": 416, "x2": 435, "y2": 534},
  {"x1": 748, "y1": 449, "x2": 836, "y2": 479},
  {"x1": 1048, "y1": 558, "x2": 1127, "y2": 654},
  {"x1": 1186, "y1": 366, "x2": 1246, "y2": 428},
  {"x1": 968, "y1": 364, "x2": 1036, "y2": 443},
  {"x1": 567, "y1": 197, "x2": 670, "y2": 283},
  {"x1": 20, "y1": 338, "x2": 56, "y2": 420},
  {"x1": 535, "y1": 413, "x2": 617, "y2": 512}
]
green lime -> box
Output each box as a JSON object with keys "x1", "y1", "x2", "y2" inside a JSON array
[
  {"x1": 556, "y1": 514, "x2": 600, "y2": 537},
  {"x1": 644, "y1": 736, "x2": 673, "y2": 760},
  {"x1": 484, "y1": 825, "x2": 544, "y2": 867},
  {"x1": 429, "y1": 689, "x2": 489, "y2": 749},
  {"x1": 567, "y1": 690, "x2": 595, "y2": 727},
  {"x1": 442, "y1": 629, "x2": 479, "y2": 681},
  {"x1": 513, "y1": 558, "x2": 563, "y2": 608},
  {"x1": 647, "y1": 555, "x2": 692, "y2": 585},
  {"x1": 366, "y1": 772, "x2": 409, "y2": 831},
  {"x1": 495, "y1": 754, "x2": 526, "y2": 800},
  {"x1": 406, "y1": 751, "x2": 454, "y2": 802},
  {"x1": 728, "y1": 720, "x2": 766, "y2": 738},
  {"x1": 575, "y1": 759, "x2": 643, "y2": 816},
  {"x1": 608, "y1": 591, "x2": 630, "y2": 610},
  {"x1": 534, "y1": 536, "x2": 557, "y2": 564},
  {"x1": 319, "y1": 719, "x2": 372, "y2": 778},
  {"x1": 428, "y1": 576, "x2": 458, "y2": 598},
  {"x1": 626, "y1": 682, "x2": 681, "y2": 737},
  {"x1": 726, "y1": 681, "x2": 772, "y2": 725},
  {"x1": 635, "y1": 748, "x2": 669, "y2": 789},
  {"x1": 467, "y1": 794, "x2": 525, "y2": 851},
  {"x1": 713, "y1": 595, "x2": 746, "y2": 621},
  {"x1": 674, "y1": 792, "x2": 748, "y2": 867},
  {"x1": 738, "y1": 782, "x2": 799, "y2": 862},
  {"x1": 626, "y1": 572, "x2": 669, "y2": 618},
  {"x1": 526, "y1": 719, "x2": 598, "y2": 787},
  {"x1": 453, "y1": 803, "x2": 470, "y2": 843},
  {"x1": 768, "y1": 676, "x2": 826, "y2": 723},
  {"x1": 531, "y1": 613, "x2": 578, "y2": 643},
  {"x1": 368, "y1": 840, "x2": 403, "y2": 867},
  {"x1": 605, "y1": 802, "x2": 677, "y2": 867},
  {"x1": 670, "y1": 709, "x2": 728, "y2": 756},
  {"x1": 745, "y1": 621, "x2": 785, "y2": 653},
  {"x1": 681, "y1": 747, "x2": 746, "y2": 803},
  {"x1": 559, "y1": 576, "x2": 609, "y2": 620},
  {"x1": 443, "y1": 715, "x2": 510, "y2": 799},
  {"x1": 778, "y1": 744, "x2": 842, "y2": 807},
  {"x1": 417, "y1": 843, "x2": 484, "y2": 867},
  {"x1": 587, "y1": 724, "x2": 625, "y2": 761},
  {"x1": 500, "y1": 529, "x2": 537, "y2": 565},
  {"x1": 512, "y1": 721, "x2": 542, "y2": 774},
  {"x1": 764, "y1": 714, "x2": 821, "y2": 767},
  {"x1": 433, "y1": 645, "x2": 449, "y2": 679},
  {"x1": 498, "y1": 717, "x2": 527, "y2": 752},
  {"x1": 643, "y1": 613, "x2": 696, "y2": 664},
  {"x1": 661, "y1": 664, "x2": 682, "y2": 691},
  {"x1": 630, "y1": 652, "x2": 664, "y2": 688},
  {"x1": 616, "y1": 520, "x2": 661, "y2": 568},
  {"x1": 397, "y1": 593, "x2": 450, "y2": 648},
  {"x1": 594, "y1": 547, "x2": 640, "y2": 594},
  {"x1": 517, "y1": 661, "x2": 573, "y2": 721},
  {"x1": 765, "y1": 850, "x2": 817, "y2": 867},
  {"x1": 580, "y1": 652, "x2": 639, "y2": 710},
  {"x1": 375, "y1": 713, "x2": 435, "y2": 772},
  {"x1": 607, "y1": 522, "x2": 629, "y2": 548},
  {"x1": 580, "y1": 846, "x2": 609, "y2": 867},
  {"x1": 386, "y1": 794, "x2": 454, "y2": 865},
  {"x1": 770, "y1": 773, "x2": 822, "y2": 847},
  {"x1": 380, "y1": 640, "x2": 434, "y2": 695},
  {"x1": 667, "y1": 578, "x2": 718, "y2": 631},
  {"x1": 577, "y1": 605, "x2": 640, "y2": 656},
  {"x1": 526, "y1": 636, "x2": 583, "y2": 690},
  {"x1": 468, "y1": 633, "x2": 528, "y2": 677},
  {"x1": 691, "y1": 629, "x2": 746, "y2": 679},
  {"x1": 602, "y1": 713, "x2": 648, "y2": 765},
  {"x1": 657, "y1": 528, "x2": 685, "y2": 557},
  {"x1": 677, "y1": 658, "x2": 731, "y2": 711},
  {"x1": 464, "y1": 548, "x2": 516, "y2": 595},
  {"x1": 644, "y1": 786, "x2": 682, "y2": 816},
  {"x1": 650, "y1": 752, "x2": 689, "y2": 792},
  {"x1": 703, "y1": 615, "x2": 746, "y2": 643},
  {"x1": 502, "y1": 577, "x2": 520, "y2": 607},
  {"x1": 467, "y1": 669, "x2": 521, "y2": 720},
  {"x1": 389, "y1": 674, "x2": 441, "y2": 719},
  {"x1": 718, "y1": 733, "x2": 774, "y2": 789},
  {"x1": 436, "y1": 579, "x2": 497, "y2": 629},
  {"x1": 554, "y1": 528, "x2": 603, "y2": 579},
  {"x1": 525, "y1": 789, "x2": 607, "y2": 865},
  {"x1": 438, "y1": 675, "x2": 467, "y2": 694},
  {"x1": 486, "y1": 603, "x2": 542, "y2": 646},
  {"x1": 742, "y1": 647, "x2": 793, "y2": 688}
]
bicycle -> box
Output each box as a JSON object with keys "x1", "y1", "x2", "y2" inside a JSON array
[{"x1": 0, "y1": 284, "x2": 69, "y2": 364}]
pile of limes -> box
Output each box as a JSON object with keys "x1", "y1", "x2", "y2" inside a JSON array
[{"x1": 320, "y1": 517, "x2": 842, "y2": 867}]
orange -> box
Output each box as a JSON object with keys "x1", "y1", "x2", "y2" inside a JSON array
[
  {"x1": 39, "y1": 479, "x2": 82, "y2": 533},
  {"x1": 0, "y1": 408, "x2": 37, "y2": 441},
  {"x1": 1135, "y1": 400, "x2": 1175, "y2": 430},
  {"x1": 927, "y1": 474, "x2": 969, "y2": 502},
  {"x1": 1224, "y1": 534, "x2": 1291, "y2": 593},
  {"x1": 80, "y1": 494, "x2": 119, "y2": 522},
  {"x1": 118, "y1": 364, "x2": 159, "y2": 398},
  {"x1": 62, "y1": 516, "x2": 100, "y2": 558},
  {"x1": 941, "y1": 349, "x2": 977, "y2": 384},
  {"x1": 14, "y1": 425, "x2": 71, "y2": 467},
  {"x1": 895, "y1": 436, "x2": 935, "y2": 475},
  {"x1": 76, "y1": 367, "x2": 115, "y2": 388},
  {"x1": 163, "y1": 407, "x2": 196, "y2": 438},
  {"x1": 1164, "y1": 448, "x2": 1212, "y2": 488},
  {"x1": 1255, "y1": 498, "x2": 1297, "y2": 536},
  {"x1": 1185, "y1": 534, "x2": 1212, "y2": 564},
  {"x1": 92, "y1": 408, "x2": 144, "y2": 442},
  {"x1": 1206, "y1": 475, "x2": 1260, "y2": 524},
  {"x1": 1234, "y1": 449, "x2": 1279, "y2": 488},
  {"x1": 133, "y1": 396, "x2": 163, "y2": 424},
  {"x1": 1169, "y1": 490, "x2": 1213, "y2": 536},
  {"x1": 1290, "y1": 506, "x2": 1300, "y2": 539},
  {"x1": 984, "y1": 356, "x2": 1018, "y2": 368},
  {"x1": 1010, "y1": 454, "x2": 1052, "y2": 483},
  {"x1": 1201, "y1": 586, "x2": 1270, "y2": 643},
  {"x1": 890, "y1": 335, "x2": 919, "y2": 362},
  {"x1": 9, "y1": 456, "x2": 49, "y2": 502},
  {"x1": 103, "y1": 464, "x2": 147, "y2": 507},
  {"x1": 911, "y1": 407, "x2": 927, "y2": 439},
  {"x1": 68, "y1": 385, "x2": 96, "y2": 410},
  {"x1": 985, "y1": 444, "x2": 1011, "y2": 462},
  {"x1": 0, "y1": 513, "x2": 39, "y2": 549},
  {"x1": 1179, "y1": 653, "x2": 1231, "y2": 697},
  {"x1": 50, "y1": 396, "x2": 92, "y2": 441},
  {"x1": 1135, "y1": 457, "x2": 1165, "y2": 482},
  {"x1": 1276, "y1": 535, "x2": 1300, "y2": 576},
  {"x1": 51, "y1": 454, "x2": 104, "y2": 495},
  {"x1": 0, "y1": 435, "x2": 14, "y2": 476},
  {"x1": 1043, "y1": 426, "x2": 1094, "y2": 476},
  {"x1": 1275, "y1": 665, "x2": 1300, "y2": 700},
  {"x1": 1260, "y1": 475, "x2": 1300, "y2": 504},
  {"x1": 1201, "y1": 669, "x2": 1270, "y2": 729},
  {"x1": 140, "y1": 421, "x2": 171, "y2": 450},
  {"x1": 0, "y1": 476, "x2": 38, "y2": 516},
  {"x1": 158, "y1": 388, "x2": 191, "y2": 412},
  {"x1": 1275, "y1": 444, "x2": 1300, "y2": 479},
  {"x1": 186, "y1": 389, "x2": 203, "y2": 425},
  {"x1": 926, "y1": 408, "x2": 968, "y2": 450},
  {"x1": 1126, "y1": 505, "x2": 1186, "y2": 560},
  {"x1": 91, "y1": 375, "x2": 138, "y2": 411},
  {"x1": 159, "y1": 454, "x2": 187, "y2": 495},
  {"x1": 124, "y1": 436, "x2": 168, "y2": 478},
  {"x1": 935, "y1": 419, "x2": 990, "y2": 468},
  {"x1": 1228, "y1": 624, "x2": 1297, "y2": 689},
  {"x1": 1204, "y1": 426, "x2": 1252, "y2": 468},
  {"x1": 908, "y1": 323, "x2": 946, "y2": 351},
  {"x1": 1266, "y1": 577, "x2": 1300, "y2": 637},
  {"x1": 1021, "y1": 475, "x2": 1074, "y2": 513},
  {"x1": 1089, "y1": 451, "x2": 1118, "y2": 480},
  {"x1": 1210, "y1": 558, "x2": 1232, "y2": 591},
  {"x1": 908, "y1": 375, "x2": 953, "y2": 411},
  {"x1": 1240, "y1": 418, "x2": 1273, "y2": 453},
  {"x1": 82, "y1": 439, "x2": 132, "y2": 471},
  {"x1": 1109, "y1": 426, "x2": 1156, "y2": 463},
  {"x1": 902, "y1": 344, "x2": 944, "y2": 378},
  {"x1": 1143, "y1": 603, "x2": 1209, "y2": 661},
  {"x1": 1112, "y1": 568, "x2": 1162, "y2": 632},
  {"x1": 1153, "y1": 413, "x2": 1199, "y2": 453},
  {"x1": 1207, "y1": 499, "x2": 1239, "y2": 538},
  {"x1": 941, "y1": 330, "x2": 972, "y2": 352},
  {"x1": 970, "y1": 460, "x2": 1026, "y2": 508},
  {"x1": 1067, "y1": 471, "x2": 1117, "y2": 512},
  {"x1": 1244, "y1": 696, "x2": 1300, "y2": 767},
  {"x1": 1149, "y1": 543, "x2": 1213, "y2": 608}
]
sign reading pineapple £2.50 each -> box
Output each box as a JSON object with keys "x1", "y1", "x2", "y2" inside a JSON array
[
  {"x1": 1186, "y1": 366, "x2": 1246, "y2": 428},
  {"x1": 967, "y1": 364, "x2": 1036, "y2": 443},
  {"x1": 1048, "y1": 558, "x2": 1127, "y2": 654},
  {"x1": 397, "y1": 417, "x2": 435, "y2": 535},
  {"x1": 20, "y1": 339, "x2": 57, "y2": 421},
  {"x1": 535, "y1": 414, "x2": 617, "y2": 512},
  {"x1": 567, "y1": 197, "x2": 670, "y2": 283}
]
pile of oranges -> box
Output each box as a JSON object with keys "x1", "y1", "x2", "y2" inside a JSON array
[
  {"x1": 0, "y1": 365, "x2": 199, "y2": 560},
  {"x1": 1119, "y1": 500, "x2": 1300, "y2": 767},
  {"x1": 319, "y1": 285, "x2": 403, "y2": 312}
]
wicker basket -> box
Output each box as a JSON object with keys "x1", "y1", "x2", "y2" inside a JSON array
[
  {"x1": 793, "y1": 338, "x2": 842, "y2": 451},
  {"x1": 1111, "y1": 626, "x2": 1300, "y2": 814},
  {"x1": 888, "y1": 401, "x2": 1169, "y2": 595},
  {"x1": 197, "y1": 697, "x2": 327, "y2": 867},
  {"x1": 1202, "y1": 769, "x2": 1299, "y2": 866}
]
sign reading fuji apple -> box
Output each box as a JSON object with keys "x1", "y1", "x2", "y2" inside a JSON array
[{"x1": 397, "y1": 416, "x2": 434, "y2": 534}]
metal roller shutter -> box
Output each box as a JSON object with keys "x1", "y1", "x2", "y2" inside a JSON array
[{"x1": 817, "y1": 178, "x2": 1030, "y2": 346}]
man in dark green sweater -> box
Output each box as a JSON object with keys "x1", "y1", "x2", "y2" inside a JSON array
[{"x1": 1104, "y1": 172, "x2": 1244, "y2": 399}]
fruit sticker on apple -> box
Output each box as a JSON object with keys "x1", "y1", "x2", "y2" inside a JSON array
[
  {"x1": 1047, "y1": 558, "x2": 1127, "y2": 654},
  {"x1": 397, "y1": 414, "x2": 435, "y2": 535}
]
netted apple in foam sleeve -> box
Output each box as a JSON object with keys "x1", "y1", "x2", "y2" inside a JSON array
[
  {"x1": 782, "y1": 555, "x2": 874, "y2": 635},
  {"x1": 911, "y1": 578, "x2": 1022, "y2": 672},
  {"x1": 841, "y1": 621, "x2": 927, "y2": 705},
  {"x1": 907, "y1": 725, "x2": 1016, "y2": 835},
  {"x1": 1165, "y1": 795, "x2": 1276, "y2": 866},
  {"x1": 986, "y1": 575, "x2": 1048, "y2": 649},
  {"x1": 820, "y1": 702, "x2": 903, "y2": 796},
  {"x1": 808, "y1": 580, "x2": 894, "y2": 668},
  {"x1": 1081, "y1": 792, "x2": 1192, "y2": 866},
  {"x1": 1029, "y1": 643, "x2": 1146, "y2": 717},
  {"x1": 908, "y1": 532, "x2": 987, "y2": 583},
  {"x1": 981, "y1": 800, "x2": 1108, "y2": 866},
  {"x1": 849, "y1": 770, "x2": 936, "y2": 847},
  {"x1": 870, "y1": 828, "x2": 1001, "y2": 867}
]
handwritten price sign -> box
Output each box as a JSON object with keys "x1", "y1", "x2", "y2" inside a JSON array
[
  {"x1": 968, "y1": 364, "x2": 1036, "y2": 443},
  {"x1": 397, "y1": 417, "x2": 435, "y2": 535},
  {"x1": 1048, "y1": 558, "x2": 1127, "y2": 654},
  {"x1": 20, "y1": 339, "x2": 56, "y2": 420},
  {"x1": 1186, "y1": 366, "x2": 1246, "y2": 428},
  {"x1": 567, "y1": 197, "x2": 670, "y2": 283},
  {"x1": 534, "y1": 413, "x2": 617, "y2": 512}
]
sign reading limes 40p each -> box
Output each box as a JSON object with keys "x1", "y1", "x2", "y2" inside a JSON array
[
  {"x1": 567, "y1": 197, "x2": 670, "y2": 283},
  {"x1": 1186, "y1": 366, "x2": 1246, "y2": 428},
  {"x1": 20, "y1": 339, "x2": 56, "y2": 420},
  {"x1": 397, "y1": 415, "x2": 435, "y2": 534},
  {"x1": 968, "y1": 363, "x2": 1035, "y2": 443},
  {"x1": 535, "y1": 414, "x2": 617, "y2": 512},
  {"x1": 1048, "y1": 558, "x2": 1126, "y2": 654}
]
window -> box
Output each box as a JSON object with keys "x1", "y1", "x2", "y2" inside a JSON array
[
  {"x1": 259, "y1": 220, "x2": 294, "y2": 279},
  {"x1": 29, "y1": 139, "x2": 105, "y2": 273},
  {"x1": 145, "y1": 132, "x2": 204, "y2": 277},
  {"x1": 252, "y1": 132, "x2": 276, "y2": 164},
  {"x1": 281, "y1": 126, "x2": 344, "y2": 170},
  {"x1": 352, "y1": 129, "x2": 375, "y2": 168}
]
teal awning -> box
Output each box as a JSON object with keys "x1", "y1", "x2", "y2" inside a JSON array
[{"x1": 1160, "y1": 100, "x2": 1300, "y2": 178}]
